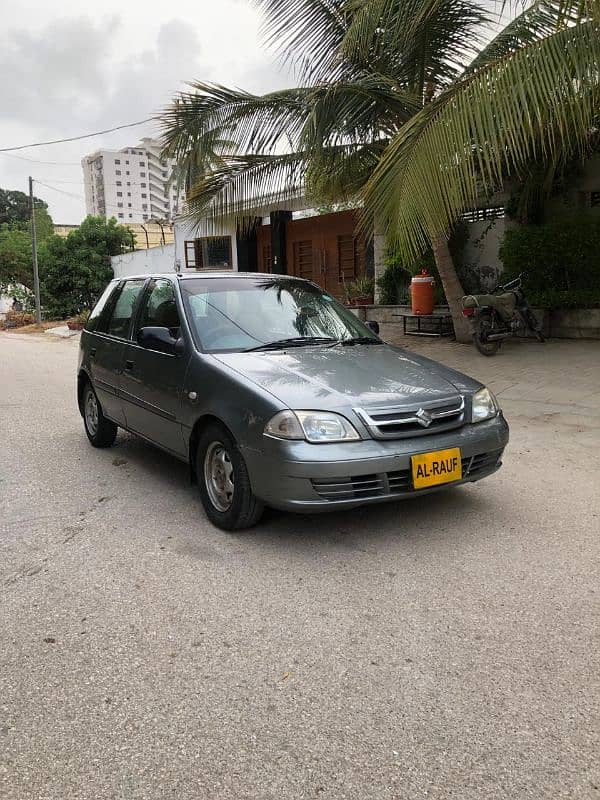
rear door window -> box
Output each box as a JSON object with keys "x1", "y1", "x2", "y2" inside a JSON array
[{"x1": 106, "y1": 279, "x2": 146, "y2": 339}]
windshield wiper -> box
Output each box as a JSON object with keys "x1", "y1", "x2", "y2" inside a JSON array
[
  {"x1": 328, "y1": 336, "x2": 384, "y2": 347},
  {"x1": 244, "y1": 336, "x2": 337, "y2": 352}
]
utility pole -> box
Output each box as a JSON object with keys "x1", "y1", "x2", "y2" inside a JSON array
[{"x1": 28, "y1": 176, "x2": 42, "y2": 324}]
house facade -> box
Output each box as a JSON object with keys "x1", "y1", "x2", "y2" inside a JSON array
[
  {"x1": 170, "y1": 153, "x2": 600, "y2": 298},
  {"x1": 174, "y1": 205, "x2": 377, "y2": 300}
]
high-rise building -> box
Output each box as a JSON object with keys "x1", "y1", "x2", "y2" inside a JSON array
[{"x1": 82, "y1": 137, "x2": 185, "y2": 224}]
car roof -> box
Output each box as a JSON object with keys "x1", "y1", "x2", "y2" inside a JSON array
[{"x1": 114, "y1": 271, "x2": 290, "y2": 281}]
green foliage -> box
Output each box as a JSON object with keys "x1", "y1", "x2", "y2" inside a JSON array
[
  {"x1": 380, "y1": 229, "x2": 469, "y2": 303},
  {"x1": 161, "y1": 0, "x2": 599, "y2": 331},
  {"x1": 376, "y1": 262, "x2": 411, "y2": 304},
  {"x1": 315, "y1": 201, "x2": 359, "y2": 215},
  {"x1": 39, "y1": 216, "x2": 130, "y2": 319},
  {"x1": 0, "y1": 188, "x2": 53, "y2": 239},
  {"x1": 1, "y1": 189, "x2": 41, "y2": 224},
  {"x1": 345, "y1": 275, "x2": 375, "y2": 301},
  {"x1": 528, "y1": 288, "x2": 600, "y2": 308},
  {"x1": 10, "y1": 284, "x2": 35, "y2": 313},
  {"x1": 499, "y1": 215, "x2": 600, "y2": 307},
  {"x1": 0, "y1": 188, "x2": 54, "y2": 293},
  {"x1": 0, "y1": 226, "x2": 33, "y2": 293},
  {"x1": 32, "y1": 205, "x2": 54, "y2": 242},
  {"x1": 163, "y1": 0, "x2": 599, "y2": 247}
]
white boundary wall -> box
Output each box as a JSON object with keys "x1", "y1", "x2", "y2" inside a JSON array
[{"x1": 111, "y1": 243, "x2": 175, "y2": 279}]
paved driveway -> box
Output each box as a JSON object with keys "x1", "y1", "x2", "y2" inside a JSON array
[{"x1": 1, "y1": 332, "x2": 599, "y2": 800}]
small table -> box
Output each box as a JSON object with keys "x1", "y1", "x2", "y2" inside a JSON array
[{"x1": 394, "y1": 312, "x2": 454, "y2": 337}]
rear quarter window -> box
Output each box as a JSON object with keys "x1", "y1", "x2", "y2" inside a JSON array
[
  {"x1": 106, "y1": 280, "x2": 146, "y2": 339},
  {"x1": 85, "y1": 283, "x2": 120, "y2": 333}
]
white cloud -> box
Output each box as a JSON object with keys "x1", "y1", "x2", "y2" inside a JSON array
[{"x1": 0, "y1": 1, "x2": 291, "y2": 222}]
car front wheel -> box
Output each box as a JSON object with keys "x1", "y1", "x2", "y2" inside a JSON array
[
  {"x1": 82, "y1": 382, "x2": 118, "y2": 448},
  {"x1": 196, "y1": 423, "x2": 264, "y2": 531}
]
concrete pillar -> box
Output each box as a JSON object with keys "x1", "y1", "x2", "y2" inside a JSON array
[
  {"x1": 270, "y1": 210, "x2": 292, "y2": 275},
  {"x1": 373, "y1": 219, "x2": 386, "y2": 304}
]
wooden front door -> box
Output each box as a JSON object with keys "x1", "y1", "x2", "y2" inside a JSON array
[
  {"x1": 256, "y1": 224, "x2": 272, "y2": 272},
  {"x1": 254, "y1": 211, "x2": 365, "y2": 298},
  {"x1": 285, "y1": 211, "x2": 364, "y2": 299}
]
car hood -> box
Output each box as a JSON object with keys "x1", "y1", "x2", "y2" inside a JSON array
[{"x1": 214, "y1": 344, "x2": 480, "y2": 410}]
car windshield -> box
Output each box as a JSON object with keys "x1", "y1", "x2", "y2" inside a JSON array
[{"x1": 179, "y1": 276, "x2": 379, "y2": 353}]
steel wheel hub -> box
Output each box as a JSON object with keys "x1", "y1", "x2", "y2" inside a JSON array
[
  {"x1": 204, "y1": 441, "x2": 235, "y2": 512},
  {"x1": 85, "y1": 390, "x2": 99, "y2": 436}
]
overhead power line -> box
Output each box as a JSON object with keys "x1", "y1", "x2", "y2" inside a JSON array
[
  {"x1": 34, "y1": 179, "x2": 176, "y2": 218},
  {"x1": 0, "y1": 118, "x2": 154, "y2": 153},
  {"x1": 0, "y1": 151, "x2": 82, "y2": 165},
  {"x1": 34, "y1": 180, "x2": 83, "y2": 201}
]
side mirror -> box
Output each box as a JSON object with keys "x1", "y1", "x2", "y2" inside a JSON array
[
  {"x1": 365, "y1": 320, "x2": 380, "y2": 335},
  {"x1": 138, "y1": 326, "x2": 184, "y2": 355}
]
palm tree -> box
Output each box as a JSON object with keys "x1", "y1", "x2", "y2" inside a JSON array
[{"x1": 161, "y1": 0, "x2": 600, "y2": 341}]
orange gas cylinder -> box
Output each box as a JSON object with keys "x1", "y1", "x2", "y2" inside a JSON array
[{"x1": 411, "y1": 269, "x2": 435, "y2": 315}]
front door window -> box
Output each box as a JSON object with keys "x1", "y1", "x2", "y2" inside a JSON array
[{"x1": 137, "y1": 279, "x2": 181, "y2": 340}]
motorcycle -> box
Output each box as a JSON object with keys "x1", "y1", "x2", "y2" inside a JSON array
[{"x1": 462, "y1": 272, "x2": 545, "y2": 356}]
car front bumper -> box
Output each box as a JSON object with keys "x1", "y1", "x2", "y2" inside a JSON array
[{"x1": 243, "y1": 415, "x2": 509, "y2": 512}]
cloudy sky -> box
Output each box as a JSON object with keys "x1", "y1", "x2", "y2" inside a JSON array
[{"x1": 0, "y1": 0, "x2": 291, "y2": 223}]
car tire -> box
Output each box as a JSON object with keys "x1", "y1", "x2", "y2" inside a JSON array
[
  {"x1": 196, "y1": 422, "x2": 264, "y2": 531},
  {"x1": 473, "y1": 311, "x2": 502, "y2": 356},
  {"x1": 82, "y1": 381, "x2": 118, "y2": 448}
]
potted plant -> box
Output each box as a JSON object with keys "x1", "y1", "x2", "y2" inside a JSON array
[
  {"x1": 345, "y1": 276, "x2": 375, "y2": 306},
  {"x1": 67, "y1": 310, "x2": 90, "y2": 331}
]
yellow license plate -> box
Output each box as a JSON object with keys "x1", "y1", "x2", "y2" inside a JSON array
[{"x1": 411, "y1": 447, "x2": 462, "y2": 489}]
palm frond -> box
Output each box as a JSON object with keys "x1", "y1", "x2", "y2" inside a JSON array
[
  {"x1": 253, "y1": 0, "x2": 350, "y2": 81},
  {"x1": 363, "y1": 19, "x2": 600, "y2": 259},
  {"x1": 300, "y1": 76, "x2": 420, "y2": 146},
  {"x1": 160, "y1": 83, "x2": 313, "y2": 161},
  {"x1": 306, "y1": 141, "x2": 387, "y2": 201},
  {"x1": 464, "y1": 0, "x2": 586, "y2": 75},
  {"x1": 342, "y1": 0, "x2": 489, "y2": 93},
  {"x1": 184, "y1": 153, "x2": 307, "y2": 227}
]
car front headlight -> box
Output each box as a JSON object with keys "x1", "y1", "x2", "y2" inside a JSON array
[
  {"x1": 265, "y1": 410, "x2": 360, "y2": 443},
  {"x1": 471, "y1": 387, "x2": 500, "y2": 423}
]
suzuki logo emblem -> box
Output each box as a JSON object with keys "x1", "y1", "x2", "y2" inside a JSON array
[{"x1": 415, "y1": 408, "x2": 433, "y2": 427}]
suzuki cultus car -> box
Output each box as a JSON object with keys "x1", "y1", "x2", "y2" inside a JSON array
[{"x1": 78, "y1": 273, "x2": 509, "y2": 530}]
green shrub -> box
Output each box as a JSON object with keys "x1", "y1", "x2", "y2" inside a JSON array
[
  {"x1": 39, "y1": 216, "x2": 130, "y2": 318},
  {"x1": 378, "y1": 249, "x2": 450, "y2": 305},
  {"x1": 376, "y1": 262, "x2": 410, "y2": 304},
  {"x1": 499, "y1": 216, "x2": 600, "y2": 307},
  {"x1": 525, "y1": 288, "x2": 600, "y2": 309},
  {"x1": 380, "y1": 225, "x2": 471, "y2": 305},
  {"x1": 345, "y1": 275, "x2": 375, "y2": 301}
]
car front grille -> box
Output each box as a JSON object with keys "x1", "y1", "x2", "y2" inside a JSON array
[
  {"x1": 310, "y1": 474, "x2": 385, "y2": 502},
  {"x1": 310, "y1": 448, "x2": 503, "y2": 502},
  {"x1": 354, "y1": 396, "x2": 465, "y2": 439}
]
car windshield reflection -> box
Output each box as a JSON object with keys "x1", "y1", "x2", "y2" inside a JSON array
[{"x1": 180, "y1": 276, "x2": 379, "y2": 353}]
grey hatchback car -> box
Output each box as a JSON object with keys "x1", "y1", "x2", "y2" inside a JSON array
[{"x1": 78, "y1": 272, "x2": 509, "y2": 530}]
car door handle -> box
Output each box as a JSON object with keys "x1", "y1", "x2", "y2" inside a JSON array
[{"x1": 124, "y1": 360, "x2": 134, "y2": 372}]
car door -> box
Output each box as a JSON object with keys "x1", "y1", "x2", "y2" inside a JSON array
[
  {"x1": 86, "y1": 279, "x2": 147, "y2": 425},
  {"x1": 119, "y1": 278, "x2": 190, "y2": 458}
]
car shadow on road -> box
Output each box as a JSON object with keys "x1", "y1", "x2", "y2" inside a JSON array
[
  {"x1": 246, "y1": 487, "x2": 494, "y2": 553},
  {"x1": 109, "y1": 430, "x2": 498, "y2": 553},
  {"x1": 110, "y1": 430, "x2": 191, "y2": 489}
]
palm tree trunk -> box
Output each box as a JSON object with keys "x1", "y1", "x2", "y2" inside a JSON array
[{"x1": 431, "y1": 234, "x2": 471, "y2": 344}]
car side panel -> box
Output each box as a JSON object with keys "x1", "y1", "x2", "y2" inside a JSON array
[
  {"x1": 119, "y1": 340, "x2": 191, "y2": 457},
  {"x1": 178, "y1": 352, "x2": 286, "y2": 461},
  {"x1": 82, "y1": 330, "x2": 127, "y2": 425}
]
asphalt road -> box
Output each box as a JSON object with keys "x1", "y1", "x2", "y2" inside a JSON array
[{"x1": 1, "y1": 332, "x2": 599, "y2": 800}]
